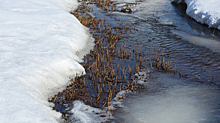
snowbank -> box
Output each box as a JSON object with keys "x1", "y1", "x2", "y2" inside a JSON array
[
  {"x1": 171, "y1": 0, "x2": 220, "y2": 30},
  {"x1": 0, "y1": 0, "x2": 94, "y2": 122}
]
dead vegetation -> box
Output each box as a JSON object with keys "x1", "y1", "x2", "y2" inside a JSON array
[
  {"x1": 49, "y1": 0, "x2": 145, "y2": 121},
  {"x1": 49, "y1": 0, "x2": 181, "y2": 121}
]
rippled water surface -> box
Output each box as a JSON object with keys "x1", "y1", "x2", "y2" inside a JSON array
[
  {"x1": 95, "y1": 0, "x2": 220, "y2": 122},
  {"x1": 121, "y1": 0, "x2": 220, "y2": 83},
  {"x1": 86, "y1": 0, "x2": 220, "y2": 122}
]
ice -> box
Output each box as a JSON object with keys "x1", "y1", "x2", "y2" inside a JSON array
[
  {"x1": 70, "y1": 101, "x2": 113, "y2": 123},
  {"x1": 133, "y1": 72, "x2": 150, "y2": 84},
  {"x1": 114, "y1": 74, "x2": 220, "y2": 123},
  {"x1": 0, "y1": 0, "x2": 94, "y2": 122},
  {"x1": 171, "y1": 0, "x2": 220, "y2": 30},
  {"x1": 172, "y1": 30, "x2": 220, "y2": 53},
  {"x1": 121, "y1": 86, "x2": 206, "y2": 123}
]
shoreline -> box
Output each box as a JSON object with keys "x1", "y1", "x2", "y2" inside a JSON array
[
  {"x1": 50, "y1": 0, "x2": 178, "y2": 122},
  {"x1": 50, "y1": 0, "x2": 145, "y2": 122},
  {"x1": 171, "y1": 0, "x2": 220, "y2": 30}
]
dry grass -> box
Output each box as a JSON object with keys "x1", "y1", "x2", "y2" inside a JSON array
[
  {"x1": 49, "y1": 0, "x2": 144, "y2": 121},
  {"x1": 154, "y1": 49, "x2": 183, "y2": 78},
  {"x1": 49, "y1": 0, "x2": 181, "y2": 121}
]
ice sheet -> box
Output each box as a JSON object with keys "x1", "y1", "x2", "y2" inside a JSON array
[
  {"x1": 114, "y1": 74, "x2": 220, "y2": 123},
  {"x1": 0, "y1": 0, "x2": 94, "y2": 122}
]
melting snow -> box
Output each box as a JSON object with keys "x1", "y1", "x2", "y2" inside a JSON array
[
  {"x1": 0, "y1": 0, "x2": 94, "y2": 122},
  {"x1": 171, "y1": 0, "x2": 220, "y2": 29}
]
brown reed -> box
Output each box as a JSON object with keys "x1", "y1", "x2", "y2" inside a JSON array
[{"x1": 49, "y1": 0, "x2": 145, "y2": 121}]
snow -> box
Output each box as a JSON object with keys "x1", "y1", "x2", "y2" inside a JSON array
[
  {"x1": 0, "y1": 0, "x2": 94, "y2": 122},
  {"x1": 70, "y1": 101, "x2": 113, "y2": 123},
  {"x1": 171, "y1": 0, "x2": 220, "y2": 30},
  {"x1": 115, "y1": 0, "x2": 136, "y2": 2}
]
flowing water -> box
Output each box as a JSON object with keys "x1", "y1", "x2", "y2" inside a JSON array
[
  {"x1": 87, "y1": 0, "x2": 220, "y2": 122},
  {"x1": 61, "y1": 0, "x2": 220, "y2": 122}
]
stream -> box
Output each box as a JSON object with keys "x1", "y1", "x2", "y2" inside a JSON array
[{"x1": 87, "y1": 0, "x2": 220, "y2": 122}]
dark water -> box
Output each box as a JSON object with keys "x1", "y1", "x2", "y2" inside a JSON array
[
  {"x1": 88, "y1": 0, "x2": 220, "y2": 122},
  {"x1": 116, "y1": 0, "x2": 220, "y2": 83},
  {"x1": 91, "y1": 0, "x2": 220, "y2": 83}
]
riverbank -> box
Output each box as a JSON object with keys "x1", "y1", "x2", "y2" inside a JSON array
[
  {"x1": 50, "y1": 1, "x2": 147, "y2": 122},
  {"x1": 49, "y1": 0, "x2": 183, "y2": 122},
  {"x1": 171, "y1": 0, "x2": 220, "y2": 30}
]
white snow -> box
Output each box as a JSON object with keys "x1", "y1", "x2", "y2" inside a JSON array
[
  {"x1": 171, "y1": 0, "x2": 220, "y2": 30},
  {"x1": 0, "y1": 0, "x2": 94, "y2": 122},
  {"x1": 70, "y1": 101, "x2": 113, "y2": 123}
]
